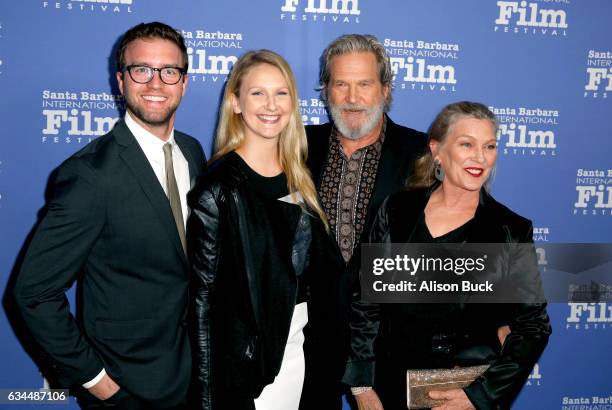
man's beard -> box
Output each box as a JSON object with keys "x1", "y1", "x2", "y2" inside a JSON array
[
  {"x1": 329, "y1": 101, "x2": 384, "y2": 141},
  {"x1": 124, "y1": 92, "x2": 179, "y2": 128}
]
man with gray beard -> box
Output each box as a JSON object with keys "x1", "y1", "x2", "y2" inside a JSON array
[{"x1": 303, "y1": 34, "x2": 426, "y2": 409}]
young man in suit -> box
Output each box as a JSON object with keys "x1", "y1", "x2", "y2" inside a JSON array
[
  {"x1": 13, "y1": 22, "x2": 206, "y2": 409},
  {"x1": 304, "y1": 34, "x2": 427, "y2": 408}
]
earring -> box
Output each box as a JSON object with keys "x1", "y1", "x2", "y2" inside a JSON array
[{"x1": 434, "y1": 159, "x2": 445, "y2": 182}]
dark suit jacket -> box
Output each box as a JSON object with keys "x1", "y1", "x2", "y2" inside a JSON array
[
  {"x1": 13, "y1": 119, "x2": 206, "y2": 408},
  {"x1": 306, "y1": 115, "x2": 427, "y2": 282}
]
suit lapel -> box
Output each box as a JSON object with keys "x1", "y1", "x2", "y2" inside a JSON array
[
  {"x1": 469, "y1": 190, "x2": 507, "y2": 242},
  {"x1": 307, "y1": 123, "x2": 333, "y2": 188},
  {"x1": 362, "y1": 118, "x2": 405, "y2": 241},
  {"x1": 174, "y1": 133, "x2": 199, "y2": 189},
  {"x1": 113, "y1": 120, "x2": 188, "y2": 267},
  {"x1": 404, "y1": 187, "x2": 435, "y2": 242}
]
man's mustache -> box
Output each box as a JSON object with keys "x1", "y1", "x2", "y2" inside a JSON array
[{"x1": 336, "y1": 103, "x2": 370, "y2": 112}]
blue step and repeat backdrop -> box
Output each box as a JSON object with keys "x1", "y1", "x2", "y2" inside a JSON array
[{"x1": 1, "y1": 1, "x2": 611, "y2": 409}]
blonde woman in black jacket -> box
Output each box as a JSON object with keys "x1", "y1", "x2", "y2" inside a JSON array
[{"x1": 187, "y1": 50, "x2": 346, "y2": 410}]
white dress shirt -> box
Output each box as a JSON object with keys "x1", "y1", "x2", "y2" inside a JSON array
[
  {"x1": 83, "y1": 112, "x2": 191, "y2": 389},
  {"x1": 125, "y1": 111, "x2": 191, "y2": 228}
]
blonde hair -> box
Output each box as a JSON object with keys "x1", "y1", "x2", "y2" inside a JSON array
[
  {"x1": 214, "y1": 49, "x2": 328, "y2": 229},
  {"x1": 409, "y1": 101, "x2": 498, "y2": 190}
]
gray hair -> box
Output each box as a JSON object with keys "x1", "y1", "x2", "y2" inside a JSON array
[
  {"x1": 319, "y1": 34, "x2": 393, "y2": 111},
  {"x1": 409, "y1": 101, "x2": 498, "y2": 190},
  {"x1": 428, "y1": 101, "x2": 498, "y2": 145}
]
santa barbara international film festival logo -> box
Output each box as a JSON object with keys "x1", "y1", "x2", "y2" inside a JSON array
[
  {"x1": 566, "y1": 303, "x2": 611, "y2": 330},
  {"x1": 385, "y1": 38, "x2": 458, "y2": 93},
  {"x1": 41, "y1": 89, "x2": 123, "y2": 145},
  {"x1": 562, "y1": 395, "x2": 612, "y2": 409},
  {"x1": 181, "y1": 29, "x2": 241, "y2": 84},
  {"x1": 584, "y1": 49, "x2": 612, "y2": 99},
  {"x1": 525, "y1": 363, "x2": 542, "y2": 387},
  {"x1": 42, "y1": 0, "x2": 134, "y2": 14},
  {"x1": 493, "y1": 0, "x2": 568, "y2": 37},
  {"x1": 280, "y1": 0, "x2": 361, "y2": 24},
  {"x1": 489, "y1": 105, "x2": 558, "y2": 157},
  {"x1": 573, "y1": 168, "x2": 612, "y2": 216},
  {"x1": 300, "y1": 97, "x2": 327, "y2": 126},
  {"x1": 533, "y1": 226, "x2": 550, "y2": 243},
  {"x1": 533, "y1": 226, "x2": 550, "y2": 275}
]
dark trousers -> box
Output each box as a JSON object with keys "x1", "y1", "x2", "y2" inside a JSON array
[
  {"x1": 374, "y1": 359, "x2": 409, "y2": 410},
  {"x1": 76, "y1": 389, "x2": 187, "y2": 410}
]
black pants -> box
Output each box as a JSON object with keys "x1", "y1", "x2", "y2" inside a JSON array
[
  {"x1": 76, "y1": 389, "x2": 186, "y2": 410},
  {"x1": 374, "y1": 359, "x2": 409, "y2": 410}
]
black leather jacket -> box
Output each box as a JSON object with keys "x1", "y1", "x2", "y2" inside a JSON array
[
  {"x1": 344, "y1": 186, "x2": 551, "y2": 410},
  {"x1": 187, "y1": 152, "x2": 346, "y2": 410}
]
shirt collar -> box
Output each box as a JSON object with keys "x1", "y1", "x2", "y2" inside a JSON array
[{"x1": 125, "y1": 111, "x2": 176, "y2": 159}]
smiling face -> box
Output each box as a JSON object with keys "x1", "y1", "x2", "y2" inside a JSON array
[
  {"x1": 117, "y1": 38, "x2": 187, "y2": 140},
  {"x1": 327, "y1": 51, "x2": 389, "y2": 141},
  {"x1": 431, "y1": 117, "x2": 498, "y2": 192},
  {"x1": 231, "y1": 63, "x2": 292, "y2": 142}
]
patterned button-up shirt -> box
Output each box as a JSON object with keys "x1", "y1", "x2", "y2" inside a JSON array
[{"x1": 318, "y1": 121, "x2": 386, "y2": 262}]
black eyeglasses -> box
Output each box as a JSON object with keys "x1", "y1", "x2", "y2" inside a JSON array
[{"x1": 122, "y1": 65, "x2": 186, "y2": 85}]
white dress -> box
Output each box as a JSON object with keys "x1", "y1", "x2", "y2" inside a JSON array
[{"x1": 254, "y1": 302, "x2": 308, "y2": 410}]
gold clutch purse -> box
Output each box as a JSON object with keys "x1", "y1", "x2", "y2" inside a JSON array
[{"x1": 406, "y1": 365, "x2": 489, "y2": 409}]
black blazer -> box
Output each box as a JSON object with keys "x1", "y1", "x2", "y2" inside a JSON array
[
  {"x1": 13, "y1": 119, "x2": 206, "y2": 407},
  {"x1": 345, "y1": 186, "x2": 552, "y2": 410},
  {"x1": 188, "y1": 152, "x2": 346, "y2": 410},
  {"x1": 306, "y1": 115, "x2": 427, "y2": 281}
]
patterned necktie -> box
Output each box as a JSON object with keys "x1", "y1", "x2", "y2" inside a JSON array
[{"x1": 163, "y1": 143, "x2": 187, "y2": 255}]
